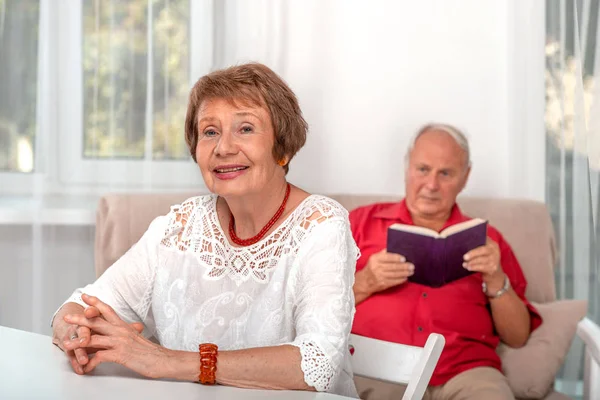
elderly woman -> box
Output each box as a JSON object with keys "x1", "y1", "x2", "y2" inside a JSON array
[{"x1": 51, "y1": 63, "x2": 358, "y2": 398}]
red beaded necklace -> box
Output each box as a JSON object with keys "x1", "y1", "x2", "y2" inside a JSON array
[{"x1": 228, "y1": 183, "x2": 291, "y2": 246}]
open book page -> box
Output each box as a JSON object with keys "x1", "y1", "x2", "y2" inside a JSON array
[
  {"x1": 388, "y1": 224, "x2": 440, "y2": 238},
  {"x1": 439, "y1": 218, "x2": 486, "y2": 237},
  {"x1": 388, "y1": 217, "x2": 486, "y2": 239}
]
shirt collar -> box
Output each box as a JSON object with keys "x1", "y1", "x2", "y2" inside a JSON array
[{"x1": 373, "y1": 199, "x2": 467, "y2": 231}]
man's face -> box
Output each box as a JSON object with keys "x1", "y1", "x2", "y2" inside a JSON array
[{"x1": 405, "y1": 129, "x2": 470, "y2": 221}]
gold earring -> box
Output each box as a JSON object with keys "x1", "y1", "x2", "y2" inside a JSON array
[{"x1": 278, "y1": 159, "x2": 286, "y2": 166}]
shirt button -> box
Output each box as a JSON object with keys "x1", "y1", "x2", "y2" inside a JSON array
[
  {"x1": 417, "y1": 326, "x2": 423, "y2": 332},
  {"x1": 422, "y1": 292, "x2": 428, "y2": 298}
]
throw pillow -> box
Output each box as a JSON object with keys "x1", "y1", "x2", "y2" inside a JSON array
[{"x1": 497, "y1": 299, "x2": 587, "y2": 399}]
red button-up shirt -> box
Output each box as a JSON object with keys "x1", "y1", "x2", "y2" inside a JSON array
[{"x1": 349, "y1": 200, "x2": 542, "y2": 386}]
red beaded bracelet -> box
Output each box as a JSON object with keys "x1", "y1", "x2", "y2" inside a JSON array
[{"x1": 198, "y1": 343, "x2": 218, "y2": 385}]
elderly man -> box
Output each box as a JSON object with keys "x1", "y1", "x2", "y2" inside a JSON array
[{"x1": 350, "y1": 124, "x2": 542, "y2": 400}]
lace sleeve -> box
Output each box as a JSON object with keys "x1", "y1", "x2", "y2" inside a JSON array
[
  {"x1": 289, "y1": 217, "x2": 358, "y2": 393},
  {"x1": 52, "y1": 216, "x2": 166, "y2": 335}
]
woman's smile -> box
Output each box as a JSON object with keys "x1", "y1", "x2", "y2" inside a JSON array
[{"x1": 213, "y1": 164, "x2": 249, "y2": 180}]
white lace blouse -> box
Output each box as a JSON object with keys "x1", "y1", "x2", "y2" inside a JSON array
[{"x1": 61, "y1": 194, "x2": 359, "y2": 398}]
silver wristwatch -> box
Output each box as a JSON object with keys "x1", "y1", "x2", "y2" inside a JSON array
[{"x1": 482, "y1": 274, "x2": 511, "y2": 298}]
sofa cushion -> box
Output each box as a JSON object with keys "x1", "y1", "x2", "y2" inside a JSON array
[
  {"x1": 497, "y1": 299, "x2": 587, "y2": 399},
  {"x1": 536, "y1": 390, "x2": 575, "y2": 400}
]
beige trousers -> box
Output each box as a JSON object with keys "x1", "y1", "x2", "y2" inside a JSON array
[{"x1": 354, "y1": 367, "x2": 515, "y2": 400}]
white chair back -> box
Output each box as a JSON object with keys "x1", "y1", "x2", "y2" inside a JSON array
[
  {"x1": 577, "y1": 318, "x2": 600, "y2": 400},
  {"x1": 350, "y1": 333, "x2": 445, "y2": 400}
]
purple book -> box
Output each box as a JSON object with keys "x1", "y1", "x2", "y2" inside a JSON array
[{"x1": 386, "y1": 219, "x2": 488, "y2": 288}]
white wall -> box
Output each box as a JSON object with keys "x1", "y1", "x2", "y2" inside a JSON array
[{"x1": 230, "y1": 0, "x2": 546, "y2": 201}]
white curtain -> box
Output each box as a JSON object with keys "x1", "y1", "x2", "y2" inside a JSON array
[{"x1": 545, "y1": 0, "x2": 600, "y2": 394}]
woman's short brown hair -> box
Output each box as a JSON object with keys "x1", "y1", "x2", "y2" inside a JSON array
[{"x1": 185, "y1": 63, "x2": 308, "y2": 174}]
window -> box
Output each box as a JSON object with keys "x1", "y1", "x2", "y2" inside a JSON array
[
  {"x1": 0, "y1": 0, "x2": 39, "y2": 173},
  {"x1": 545, "y1": 2, "x2": 599, "y2": 392},
  {"x1": 55, "y1": 0, "x2": 213, "y2": 187},
  {"x1": 545, "y1": 0, "x2": 599, "y2": 298},
  {"x1": 82, "y1": 0, "x2": 190, "y2": 160},
  {"x1": 0, "y1": 0, "x2": 213, "y2": 190}
]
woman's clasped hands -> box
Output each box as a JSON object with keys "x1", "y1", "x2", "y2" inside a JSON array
[{"x1": 61, "y1": 293, "x2": 173, "y2": 378}]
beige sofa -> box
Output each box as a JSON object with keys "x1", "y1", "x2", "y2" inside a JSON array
[{"x1": 94, "y1": 193, "x2": 588, "y2": 400}]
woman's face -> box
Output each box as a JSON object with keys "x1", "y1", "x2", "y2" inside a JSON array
[{"x1": 195, "y1": 97, "x2": 285, "y2": 198}]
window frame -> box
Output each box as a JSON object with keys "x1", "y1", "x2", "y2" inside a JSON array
[
  {"x1": 0, "y1": 0, "x2": 212, "y2": 196},
  {"x1": 55, "y1": 0, "x2": 214, "y2": 189}
]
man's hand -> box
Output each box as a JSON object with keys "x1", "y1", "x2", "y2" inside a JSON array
[
  {"x1": 353, "y1": 249, "x2": 414, "y2": 305},
  {"x1": 463, "y1": 237, "x2": 506, "y2": 292}
]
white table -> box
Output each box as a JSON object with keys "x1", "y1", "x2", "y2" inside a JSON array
[{"x1": 0, "y1": 326, "x2": 352, "y2": 400}]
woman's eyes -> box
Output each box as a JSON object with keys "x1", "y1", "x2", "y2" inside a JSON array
[{"x1": 202, "y1": 125, "x2": 253, "y2": 137}]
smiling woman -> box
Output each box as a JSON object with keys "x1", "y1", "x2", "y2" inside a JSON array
[{"x1": 51, "y1": 62, "x2": 360, "y2": 398}]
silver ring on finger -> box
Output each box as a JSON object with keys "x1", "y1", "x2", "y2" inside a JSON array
[{"x1": 69, "y1": 326, "x2": 80, "y2": 341}]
